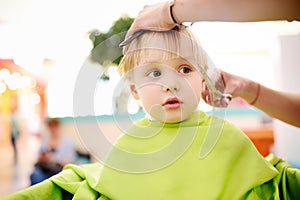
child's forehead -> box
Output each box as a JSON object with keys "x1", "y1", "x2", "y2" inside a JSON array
[
  {"x1": 142, "y1": 35, "x2": 194, "y2": 55},
  {"x1": 135, "y1": 49, "x2": 196, "y2": 66}
]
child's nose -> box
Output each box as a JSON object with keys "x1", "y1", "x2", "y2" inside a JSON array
[
  {"x1": 162, "y1": 74, "x2": 180, "y2": 92},
  {"x1": 163, "y1": 85, "x2": 178, "y2": 92}
]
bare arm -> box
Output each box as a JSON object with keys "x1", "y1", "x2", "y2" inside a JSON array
[
  {"x1": 127, "y1": 0, "x2": 300, "y2": 37},
  {"x1": 220, "y1": 71, "x2": 300, "y2": 127},
  {"x1": 254, "y1": 85, "x2": 300, "y2": 127},
  {"x1": 173, "y1": 0, "x2": 300, "y2": 23}
]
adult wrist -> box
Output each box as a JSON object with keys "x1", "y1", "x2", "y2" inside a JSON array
[
  {"x1": 243, "y1": 80, "x2": 260, "y2": 105},
  {"x1": 249, "y1": 82, "x2": 260, "y2": 105},
  {"x1": 169, "y1": 0, "x2": 181, "y2": 26}
]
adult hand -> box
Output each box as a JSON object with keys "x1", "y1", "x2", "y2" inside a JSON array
[
  {"x1": 201, "y1": 70, "x2": 256, "y2": 105},
  {"x1": 125, "y1": 2, "x2": 176, "y2": 42}
]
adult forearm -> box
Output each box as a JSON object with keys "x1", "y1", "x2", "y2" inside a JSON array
[
  {"x1": 243, "y1": 81, "x2": 300, "y2": 127},
  {"x1": 173, "y1": 0, "x2": 300, "y2": 23}
]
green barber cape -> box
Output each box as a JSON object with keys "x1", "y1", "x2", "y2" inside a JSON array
[{"x1": 2, "y1": 111, "x2": 300, "y2": 199}]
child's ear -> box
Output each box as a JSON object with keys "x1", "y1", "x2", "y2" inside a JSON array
[
  {"x1": 201, "y1": 79, "x2": 210, "y2": 102},
  {"x1": 130, "y1": 84, "x2": 140, "y2": 100}
]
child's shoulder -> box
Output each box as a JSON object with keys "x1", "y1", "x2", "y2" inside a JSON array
[{"x1": 203, "y1": 112, "x2": 252, "y2": 143}]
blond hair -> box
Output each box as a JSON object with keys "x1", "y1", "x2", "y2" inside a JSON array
[{"x1": 118, "y1": 27, "x2": 208, "y2": 76}]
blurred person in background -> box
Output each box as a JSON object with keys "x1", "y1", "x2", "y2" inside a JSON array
[
  {"x1": 30, "y1": 118, "x2": 76, "y2": 185},
  {"x1": 10, "y1": 99, "x2": 20, "y2": 164}
]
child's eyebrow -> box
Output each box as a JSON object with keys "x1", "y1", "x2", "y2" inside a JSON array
[{"x1": 137, "y1": 63, "x2": 163, "y2": 71}]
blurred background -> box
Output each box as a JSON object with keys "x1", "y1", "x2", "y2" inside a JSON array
[{"x1": 0, "y1": 0, "x2": 300, "y2": 197}]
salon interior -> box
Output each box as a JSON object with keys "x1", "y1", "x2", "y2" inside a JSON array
[{"x1": 0, "y1": 0, "x2": 300, "y2": 197}]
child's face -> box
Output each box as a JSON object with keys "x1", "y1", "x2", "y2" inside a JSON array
[{"x1": 129, "y1": 54, "x2": 202, "y2": 123}]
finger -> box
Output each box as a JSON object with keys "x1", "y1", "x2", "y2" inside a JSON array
[
  {"x1": 201, "y1": 81, "x2": 210, "y2": 103},
  {"x1": 218, "y1": 70, "x2": 231, "y2": 94},
  {"x1": 219, "y1": 70, "x2": 239, "y2": 97}
]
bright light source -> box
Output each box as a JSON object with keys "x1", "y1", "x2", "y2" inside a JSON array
[
  {"x1": 31, "y1": 93, "x2": 41, "y2": 105},
  {"x1": 0, "y1": 68, "x2": 10, "y2": 81},
  {"x1": 0, "y1": 82, "x2": 7, "y2": 94}
]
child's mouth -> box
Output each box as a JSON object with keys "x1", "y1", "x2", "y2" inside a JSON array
[{"x1": 162, "y1": 98, "x2": 182, "y2": 109}]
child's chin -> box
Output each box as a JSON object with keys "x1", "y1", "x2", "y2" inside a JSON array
[
  {"x1": 164, "y1": 117, "x2": 183, "y2": 124},
  {"x1": 152, "y1": 115, "x2": 182, "y2": 123}
]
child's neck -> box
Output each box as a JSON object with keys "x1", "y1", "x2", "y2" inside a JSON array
[{"x1": 145, "y1": 109, "x2": 200, "y2": 122}]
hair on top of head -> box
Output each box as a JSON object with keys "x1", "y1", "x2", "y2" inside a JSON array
[{"x1": 118, "y1": 27, "x2": 208, "y2": 76}]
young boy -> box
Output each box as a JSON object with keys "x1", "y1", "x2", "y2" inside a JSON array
[{"x1": 3, "y1": 27, "x2": 299, "y2": 200}]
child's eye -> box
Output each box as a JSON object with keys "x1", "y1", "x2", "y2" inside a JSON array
[
  {"x1": 179, "y1": 66, "x2": 192, "y2": 74},
  {"x1": 148, "y1": 70, "x2": 161, "y2": 77}
]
